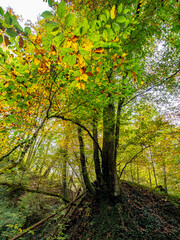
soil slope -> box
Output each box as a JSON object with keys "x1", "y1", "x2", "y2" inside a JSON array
[{"x1": 65, "y1": 181, "x2": 180, "y2": 240}]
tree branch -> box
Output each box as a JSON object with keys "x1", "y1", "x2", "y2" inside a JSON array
[
  {"x1": 0, "y1": 141, "x2": 26, "y2": 162},
  {"x1": 122, "y1": 70, "x2": 180, "y2": 107},
  {"x1": 119, "y1": 145, "x2": 149, "y2": 179},
  {"x1": 0, "y1": 182, "x2": 69, "y2": 202},
  {"x1": 48, "y1": 115, "x2": 103, "y2": 159}
]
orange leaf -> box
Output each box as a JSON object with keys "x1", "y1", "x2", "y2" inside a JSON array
[
  {"x1": 71, "y1": 35, "x2": 79, "y2": 42},
  {"x1": 93, "y1": 47, "x2": 104, "y2": 54},
  {"x1": 98, "y1": 61, "x2": 103, "y2": 65},
  {"x1": 131, "y1": 71, "x2": 137, "y2": 83},
  {"x1": 80, "y1": 67, "x2": 86, "y2": 74},
  {"x1": 50, "y1": 45, "x2": 56, "y2": 52}
]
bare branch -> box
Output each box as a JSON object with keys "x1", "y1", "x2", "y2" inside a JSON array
[
  {"x1": 119, "y1": 145, "x2": 149, "y2": 179},
  {"x1": 123, "y1": 70, "x2": 180, "y2": 107},
  {"x1": 0, "y1": 141, "x2": 26, "y2": 162},
  {"x1": 0, "y1": 182, "x2": 69, "y2": 202}
]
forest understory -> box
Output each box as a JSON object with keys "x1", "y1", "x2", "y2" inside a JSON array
[{"x1": 1, "y1": 181, "x2": 179, "y2": 240}]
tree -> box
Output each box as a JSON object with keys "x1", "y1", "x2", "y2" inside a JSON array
[{"x1": 0, "y1": 0, "x2": 179, "y2": 199}]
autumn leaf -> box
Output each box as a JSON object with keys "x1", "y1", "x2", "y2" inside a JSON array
[
  {"x1": 81, "y1": 39, "x2": 93, "y2": 51},
  {"x1": 122, "y1": 53, "x2": 128, "y2": 57},
  {"x1": 34, "y1": 58, "x2": 41, "y2": 65},
  {"x1": 96, "y1": 66, "x2": 100, "y2": 74},
  {"x1": 4, "y1": 35, "x2": 9, "y2": 47},
  {"x1": 110, "y1": 5, "x2": 116, "y2": 19},
  {"x1": 80, "y1": 67, "x2": 86, "y2": 74},
  {"x1": 71, "y1": 35, "x2": 79, "y2": 42},
  {"x1": 93, "y1": 47, "x2": 104, "y2": 54},
  {"x1": 131, "y1": 71, "x2": 137, "y2": 83},
  {"x1": 80, "y1": 74, "x2": 88, "y2": 82},
  {"x1": 19, "y1": 36, "x2": 24, "y2": 48},
  {"x1": 35, "y1": 35, "x2": 42, "y2": 45},
  {"x1": 86, "y1": 72, "x2": 94, "y2": 76},
  {"x1": 76, "y1": 82, "x2": 85, "y2": 90},
  {"x1": 50, "y1": 45, "x2": 56, "y2": 52}
]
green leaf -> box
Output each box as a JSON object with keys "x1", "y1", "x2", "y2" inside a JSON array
[
  {"x1": 0, "y1": 7, "x2": 4, "y2": 16},
  {"x1": 12, "y1": 16, "x2": 23, "y2": 32},
  {"x1": 124, "y1": 9, "x2": 130, "y2": 14},
  {"x1": 65, "y1": 13, "x2": 76, "y2": 27},
  {"x1": 0, "y1": 35, "x2": 3, "y2": 44},
  {"x1": 24, "y1": 27, "x2": 31, "y2": 36},
  {"x1": 116, "y1": 16, "x2": 126, "y2": 23},
  {"x1": 6, "y1": 28, "x2": 18, "y2": 37},
  {"x1": 102, "y1": 29, "x2": 108, "y2": 40},
  {"x1": 48, "y1": 0, "x2": 53, "y2": 7},
  {"x1": 118, "y1": 3, "x2": 123, "y2": 13},
  {"x1": 79, "y1": 18, "x2": 89, "y2": 35},
  {"x1": 4, "y1": 12, "x2": 12, "y2": 25},
  {"x1": 112, "y1": 22, "x2": 120, "y2": 33},
  {"x1": 63, "y1": 55, "x2": 76, "y2": 66},
  {"x1": 61, "y1": 48, "x2": 73, "y2": 55},
  {"x1": 104, "y1": 10, "x2": 110, "y2": 21},
  {"x1": 54, "y1": 33, "x2": 65, "y2": 46},
  {"x1": 57, "y1": 0, "x2": 66, "y2": 19},
  {"x1": 44, "y1": 21, "x2": 59, "y2": 32},
  {"x1": 41, "y1": 11, "x2": 53, "y2": 19},
  {"x1": 100, "y1": 14, "x2": 106, "y2": 24}
]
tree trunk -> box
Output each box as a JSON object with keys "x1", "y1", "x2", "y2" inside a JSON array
[
  {"x1": 92, "y1": 117, "x2": 103, "y2": 186},
  {"x1": 148, "y1": 162, "x2": 152, "y2": 188},
  {"x1": 114, "y1": 98, "x2": 124, "y2": 163},
  {"x1": 149, "y1": 148, "x2": 158, "y2": 186},
  {"x1": 102, "y1": 103, "x2": 120, "y2": 196},
  {"x1": 162, "y1": 159, "x2": 168, "y2": 193},
  {"x1": 77, "y1": 127, "x2": 95, "y2": 195},
  {"x1": 62, "y1": 148, "x2": 68, "y2": 200}
]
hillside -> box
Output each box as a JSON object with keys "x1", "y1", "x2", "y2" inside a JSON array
[{"x1": 64, "y1": 181, "x2": 180, "y2": 240}]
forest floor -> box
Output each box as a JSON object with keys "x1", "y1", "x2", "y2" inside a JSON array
[
  {"x1": 63, "y1": 181, "x2": 180, "y2": 240},
  {"x1": 1, "y1": 181, "x2": 179, "y2": 240}
]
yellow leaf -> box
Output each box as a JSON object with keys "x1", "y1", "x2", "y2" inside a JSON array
[
  {"x1": 81, "y1": 39, "x2": 93, "y2": 51},
  {"x1": 110, "y1": 6, "x2": 116, "y2": 19},
  {"x1": 122, "y1": 53, "x2": 128, "y2": 57},
  {"x1": 80, "y1": 74, "x2": 88, "y2": 82},
  {"x1": 34, "y1": 58, "x2": 41, "y2": 65},
  {"x1": 35, "y1": 35, "x2": 42, "y2": 44},
  {"x1": 76, "y1": 82, "x2": 85, "y2": 90},
  {"x1": 66, "y1": 40, "x2": 72, "y2": 48},
  {"x1": 71, "y1": 42, "x2": 79, "y2": 52}
]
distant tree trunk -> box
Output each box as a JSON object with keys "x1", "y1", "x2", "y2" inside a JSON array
[
  {"x1": 62, "y1": 148, "x2": 68, "y2": 200},
  {"x1": 102, "y1": 102, "x2": 120, "y2": 196},
  {"x1": 77, "y1": 127, "x2": 95, "y2": 195},
  {"x1": 92, "y1": 117, "x2": 103, "y2": 186},
  {"x1": 136, "y1": 161, "x2": 140, "y2": 184},
  {"x1": 149, "y1": 148, "x2": 158, "y2": 186},
  {"x1": 162, "y1": 159, "x2": 168, "y2": 193},
  {"x1": 148, "y1": 162, "x2": 152, "y2": 188},
  {"x1": 130, "y1": 163, "x2": 134, "y2": 182}
]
